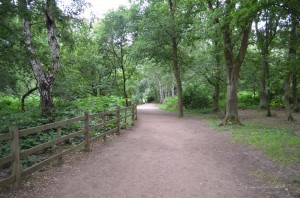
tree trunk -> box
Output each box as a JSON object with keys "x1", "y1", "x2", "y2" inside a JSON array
[
  {"x1": 285, "y1": 73, "x2": 294, "y2": 121},
  {"x1": 293, "y1": 75, "x2": 299, "y2": 112},
  {"x1": 213, "y1": 83, "x2": 220, "y2": 112},
  {"x1": 122, "y1": 72, "x2": 128, "y2": 106},
  {"x1": 172, "y1": 39, "x2": 183, "y2": 117},
  {"x1": 158, "y1": 80, "x2": 164, "y2": 104},
  {"x1": 223, "y1": 65, "x2": 242, "y2": 125},
  {"x1": 171, "y1": 82, "x2": 175, "y2": 97},
  {"x1": 40, "y1": 82, "x2": 55, "y2": 117},
  {"x1": 21, "y1": 0, "x2": 60, "y2": 117},
  {"x1": 259, "y1": 51, "x2": 268, "y2": 109},
  {"x1": 221, "y1": 9, "x2": 251, "y2": 125},
  {"x1": 168, "y1": 0, "x2": 183, "y2": 117},
  {"x1": 21, "y1": 86, "x2": 38, "y2": 111},
  {"x1": 284, "y1": 15, "x2": 297, "y2": 121}
]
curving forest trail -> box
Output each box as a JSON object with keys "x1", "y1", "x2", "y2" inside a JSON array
[{"x1": 3, "y1": 104, "x2": 293, "y2": 198}]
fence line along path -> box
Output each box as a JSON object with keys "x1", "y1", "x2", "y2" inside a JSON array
[{"x1": 0, "y1": 105, "x2": 137, "y2": 188}]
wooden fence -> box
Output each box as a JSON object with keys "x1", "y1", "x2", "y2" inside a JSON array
[{"x1": 0, "y1": 105, "x2": 137, "y2": 188}]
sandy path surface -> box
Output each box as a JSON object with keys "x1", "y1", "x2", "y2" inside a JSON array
[{"x1": 4, "y1": 103, "x2": 293, "y2": 198}]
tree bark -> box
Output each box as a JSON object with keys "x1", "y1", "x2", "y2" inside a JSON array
[
  {"x1": 292, "y1": 75, "x2": 299, "y2": 112},
  {"x1": 255, "y1": 9, "x2": 279, "y2": 112},
  {"x1": 20, "y1": 0, "x2": 60, "y2": 117},
  {"x1": 221, "y1": 2, "x2": 252, "y2": 125},
  {"x1": 284, "y1": 15, "x2": 297, "y2": 121},
  {"x1": 168, "y1": 0, "x2": 183, "y2": 117},
  {"x1": 285, "y1": 73, "x2": 294, "y2": 121},
  {"x1": 171, "y1": 82, "x2": 175, "y2": 97},
  {"x1": 259, "y1": 51, "x2": 268, "y2": 109},
  {"x1": 158, "y1": 80, "x2": 164, "y2": 104},
  {"x1": 172, "y1": 38, "x2": 183, "y2": 117},
  {"x1": 213, "y1": 83, "x2": 220, "y2": 112}
]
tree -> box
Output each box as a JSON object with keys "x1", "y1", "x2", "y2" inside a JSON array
[
  {"x1": 97, "y1": 7, "x2": 137, "y2": 106},
  {"x1": 135, "y1": 0, "x2": 197, "y2": 117},
  {"x1": 284, "y1": 14, "x2": 299, "y2": 121},
  {"x1": 19, "y1": 0, "x2": 61, "y2": 117},
  {"x1": 255, "y1": 6, "x2": 279, "y2": 111}
]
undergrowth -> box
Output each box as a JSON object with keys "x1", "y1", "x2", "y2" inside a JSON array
[{"x1": 0, "y1": 95, "x2": 126, "y2": 169}]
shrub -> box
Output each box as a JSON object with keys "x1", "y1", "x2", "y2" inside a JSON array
[
  {"x1": 183, "y1": 84, "x2": 210, "y2": 109},
  {"x1": 238, "y1": 91, "x2": 259, "y2": 109},
  {"x1": 161, "y1": 97, "x2": 178, "y2": 111},
  {"x1": 0, "y1": 96, "x2": 19, "y2": 111}
]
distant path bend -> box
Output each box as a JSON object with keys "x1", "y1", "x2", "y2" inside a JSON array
[{"x1": 26, "y1": 104, "x2": 290, "y2": 197}]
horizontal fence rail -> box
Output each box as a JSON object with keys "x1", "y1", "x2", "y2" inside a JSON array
[{"x1": 0, "y1": 105, "x2": 137, "y2": 188}]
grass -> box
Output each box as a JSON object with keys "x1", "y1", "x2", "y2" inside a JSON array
[{"x1": 205, "y1": 116, "x2": 300, "y2": 166}]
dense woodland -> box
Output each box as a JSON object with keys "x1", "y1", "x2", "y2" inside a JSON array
[{"x1": 1, "y1": 0, "x2": 300, "y2": 129}]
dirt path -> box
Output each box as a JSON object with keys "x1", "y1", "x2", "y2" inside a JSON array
[{"x1": 2, "y1": 104, "x2": 293, "y2": 197}]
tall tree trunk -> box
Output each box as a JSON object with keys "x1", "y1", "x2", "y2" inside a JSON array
[
  {"x1": 168, "y1": 0, "x2": 183, "y2": 117},
  {"x1": 121, "y1": 68, "x2": 128, "y2": 106},
  {"x1": 158, "y1": 80, "x2": 164, "y2": 104},
  {"x1": 213, "y1": 42, "x2": 221, "y2": 112},
  {"x1": 172, "y1": 39, "x2": 183, "y2": 117},
  {"x1": 171, "y1": 82, "x2": 175, "y2": 97},
  {"x1": 221, "y1": 7, "x2": 252, "y2": 125},
  {"x1": 213, "y1": 83, "x2": 220, "y2": 112},
  {"x1": 120, "y1": 38, "x2": 128, "y2": 106},
  {"x1": 293, "y1": 75, "x2": 299, "y2": 112},
  {"x1": 255, "y1": 10, "x2": 279, "y2": 113},
  {"x1": 40, "y1": 82, "x2": 55, "y2": 116},
  {"x1": 285, "y1": 15, "x2": 297, "y2": 121},
  {"x1": 259, "y1": 51, "x2": 268, "y2": 109},
  {"x1": 20, "y1": 0, "x2": 60, "y2": 117},
  {"x1": 223, "y1": 64, "x2": 241, "y2": 124},
  {"x1": 285, "y1": 73, "x2": 294, "y2": 121}
]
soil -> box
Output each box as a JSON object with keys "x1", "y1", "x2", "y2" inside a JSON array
[{"x1": 0, "y1": 104, "x2": 297, "y2": 198}]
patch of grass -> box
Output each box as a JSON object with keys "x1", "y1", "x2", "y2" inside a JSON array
[{"x1": 201, "y1": 115, "x2": 300, "y2": 166}]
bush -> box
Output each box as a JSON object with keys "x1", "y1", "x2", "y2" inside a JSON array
[
  {"x1": 270, "y1": 95, "x2": 284, "y2": 108},
  {"x1": 238, "y1": 91, "x2": 259, "y2": 109},
  {"x1": 0, "y1": 96, "x2": 19, "y2": 111},
  {"x1": 160, "y1": 97, "x2": 178, "y2": 111},
  {"x1": 73, "y1": 96, "x2": 125, "y2": 114},
  {"x1": 183, "y1": 84, "x2": 210, "y2": 109}
]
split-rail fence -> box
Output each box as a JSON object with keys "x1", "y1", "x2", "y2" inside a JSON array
[{"x1": 0, "y1": 105, "x2": 137, "y2": 188}]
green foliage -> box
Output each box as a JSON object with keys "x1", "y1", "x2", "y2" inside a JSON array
[
  {"x1": 183, "y1": 84, "x2": 210, "y2": 109},
  {"x1": 0, "y1": 96, "x2": 19, "y2": 111},
  {"x1": 238, "y1": 91, "x2": 259, "y2": 109},
  {"x1": 74, "y1": 96, "x2": 125, "y2": 113},
  {"x1": 270, "y1": 95, "x2": 285, "y2": 108},
  {"x1": 160, "y1": 97, "x2": 178, "y2": 111}
]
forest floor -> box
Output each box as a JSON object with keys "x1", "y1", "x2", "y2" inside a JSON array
[
  {"x1": 238, "y1": 108, "x2": 300, "y2": 132},
  {"x1": 0, "y1": 103, "x2": 298, "y2": 198}
]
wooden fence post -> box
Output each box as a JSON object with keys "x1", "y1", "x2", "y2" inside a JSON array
[
  {"x1": 10, "y1": 126, "x2": 21, "y2": 188},
  {"x1": 84, "y1": 112, "x2": 90, "y2": 151},
  {"x1": 103, "y1": 115, "x2": 107, "y2": 142},
  {"x1": 57, "y1": 126, "x2": 63, "y2": 164},
  {"x1": 131, "y1": 105, "x2": 135, "y2": 126},
  {"x1": 116, "y1": 107, "x2": 120, "y2": 135}
]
